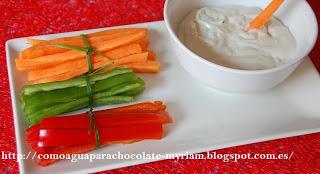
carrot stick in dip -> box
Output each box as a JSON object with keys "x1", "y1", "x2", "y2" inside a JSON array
[{"x1": 248, "y1": 0, "x2": 284, "y2": 30}]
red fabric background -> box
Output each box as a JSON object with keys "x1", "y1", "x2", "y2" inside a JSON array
[{"x1": 0, "y1": 0, "x2": 319, "y2": 173}]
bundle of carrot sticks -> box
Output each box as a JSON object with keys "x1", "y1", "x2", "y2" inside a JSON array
[{"x1": 16, "y1": 28, "x2": 160, "y2": 84}]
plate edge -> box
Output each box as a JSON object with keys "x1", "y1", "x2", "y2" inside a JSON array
[{"x1": 5, "y1": 40, "x2": 26, "y2": 174}]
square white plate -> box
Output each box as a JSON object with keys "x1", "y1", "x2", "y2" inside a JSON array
[{"x1": 6, "y1": 21, "x2": 320, "y2": 174}]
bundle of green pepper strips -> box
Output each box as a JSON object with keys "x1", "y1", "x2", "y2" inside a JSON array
[{"x1": 21, "y1": 68, "x2": 145, "y2": 126}]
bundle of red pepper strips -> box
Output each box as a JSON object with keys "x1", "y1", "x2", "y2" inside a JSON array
[{"x1": 26, "y1": 101, "x2": 172, "y2": 166}]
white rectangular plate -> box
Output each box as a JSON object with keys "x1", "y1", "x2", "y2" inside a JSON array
[{"x1": 6, "y1": 21, "x2": 320, "y2": 174}]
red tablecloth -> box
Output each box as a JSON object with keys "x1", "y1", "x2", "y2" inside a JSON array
[{"x1": 0, "y1": 1, "x2": 319, "y2": 173}]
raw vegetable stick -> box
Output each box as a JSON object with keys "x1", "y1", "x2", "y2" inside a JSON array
[
  {"x1": 120, "y1": 60, "x2": 160, "y2": 73},
  {"x1": 39, "y1": 123, "x2": 163, "y2": 147},
  {"x1": 36, "y1": 52, "x2": 149, "y2": 83},
  {"x1": 29, "y1": 28, "x2": 146, "y2": 47},
  {"x1": 30, "y1": 120, "x2": 162, "y2": 147},
  {"x1": 93, "y1": 52, "x2": 149, "y2": 66},
  {"x1": 38, "y1": 144, "x2": 97, "y2": 166},
  {"x1": 27, "y1": 38, "x2": 45, "y2": 45},
  {"x1": 16, "y1": 30, "x2": 147, "y2": 70},
  {"x1": 39, "y1": 112, "x2": 172, "y2": 129},
  {"x1": 20, "y1": 37, "x2": 147, "y2": 72},
  {"x1": 26, "y1": 101, "x2": 168, "y2": 136},
  {"x1": 28, "y1": 95, "x2": 132, "y2": 126},
  {"x1": 32, "y1": 52, "x2": 149, "y2": 83},
  {"x1": 27, "y1": 81, "x2": 145, "y2": 125},
  {"x1": 122, "y1": 84, "x2": 145, "y2": 96},
  {"x1": 33, "y1": 68, "x2": 87, "y2": 84},
  {"x1": 25, "y1": 36, "x2": 146, "y2": 62},
  {"x1": 92, "y1": 52, "x2": 150, "y2": 75},
  {"x1": 102, "y1": 43, "x2": 142, "y2": 60},
  {"x1": 147, "y1": 51, "x2": 157, "y2": 60},
  {"x1": 17, "y1": 34, "x2": 146, "y2": 71},
  {"x1": 23, "y1": 35, "x2": 117, "y2": 59},
  {"x1": 28, "y1": 58, "x2": 100, "y2": 81},
  {"x1": 248, "y1": 0, "x2": 284, "y2": 30},
  {"x1": 18, "y1": 36, "x2": 147, "y2": 71},
  {"x1": 22, "y1": 29, "x2": 146, "y2": 59},
  {"x1": 100, "y1": 64, "x2": 160, "y2": 74},
  {"x1": 27, "y1": 101, "x2": 170, "y2": 166},
  {"x1": 24, "y1": 82, "x2": 144, "y2": 124},
  {"x1": 106, "y1": 101, "x2": 166, "y2": 112},
  {"x1": 28, "y1": 94, "x2": 134, "y2": 126},
  {"x1": 26, "y1": 113, "x2": 167, "y2": 146},
  {"x1": 24, "y1": 79, "x2": 142, "y2": 115},
  {"x1": 93, "y1": 82, "x2": 143, "y2": 99},
  {"x1": 28, "y1": 44, "x2": 143, "y2": 80},
  {"x1": 23, "y1": 73, "x2": 140, "y2": 112},
  {"x1": 22, "y1": 68, "x2": 132, "y2": 95},
  {"x1": 26, "y1": 131, "x2": 139, "y2": 150},
  {"x1": 137, "y1": 37, "x2": 149, "y2": 51},
  {"x1": 37, "y1": 123, "x2": 162, "y2": 166}
]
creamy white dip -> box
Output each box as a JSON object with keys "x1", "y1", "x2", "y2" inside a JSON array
[{"x1": 178, "y1": 5, "x2": 296, "y2": 70}]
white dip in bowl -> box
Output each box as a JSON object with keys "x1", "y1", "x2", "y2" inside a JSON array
[
  {"x1": 178, "y1": 5, "x2": 296, "y2": 70},
  {"x1": 164, "y1": 0, "x2": 318, "y2": 93}
]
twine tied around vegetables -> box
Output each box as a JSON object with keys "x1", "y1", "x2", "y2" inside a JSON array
[{"x1": 54, "y1": 35, "x2": 115, "y2": 148}]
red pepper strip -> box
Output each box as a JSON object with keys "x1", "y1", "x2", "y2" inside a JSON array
[
  {"x1": 26, "y1": 124, "x2": 40, "y2": 134},
  {"x1": 26, "y1": 124, "x2": 40, "y2": 141},
  {"x1": 38, "y1": 139, "x2": 140, "y2": 155},
  {"x1": 38, "y1": 138, "x2": 146, "y2": 166},
  {"x1": 38, "y1": 143, "x2": 98, "y2": 166},
  {"x1": 29, "y1": 141, "x2": 39, "y2": 150},
  {"x1": 26, "y1": 112, "x2": 171, "y2": 145},
  {"x1": 27, "y1": 101, "x2": 169, "y2": 141},
  {"x1": 26, "y1": 125, "x2": 40, "y2": 150},
  {"x1": 40, "y1": 112, "x2": 172, "y2": 130},
  {"x1": 38, "y1": 123, "x2": 163, "y2": 147},
  {"x1": 26, "y1": 114, "x2": 170, "y2": 150},
  {"x1": 34, "y1": 147, "x2": 46, "y2": 154}
]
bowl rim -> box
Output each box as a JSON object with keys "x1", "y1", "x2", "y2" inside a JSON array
[{"x1": 163, "y1": 0, "x2": 319, "y2": 75}]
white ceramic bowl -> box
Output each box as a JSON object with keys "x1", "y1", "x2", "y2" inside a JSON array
[{"x1": 164, "y1": 0, "x2": 318, "y2": 93}]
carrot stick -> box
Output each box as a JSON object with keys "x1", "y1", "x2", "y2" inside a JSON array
[
  {"x1": 33, "y1": 68, "x2": 86, "y2": 84},
  {"x1": 147, "y1": 51, "x2": 157, "y2": 60},
  {"x1": 28, "y1": 44, "x2": 142, "y2": 80},
  {"x1": 21, "y1": 29, "x2": 147, "y2": 59},
  {"x1": 106, "y1": 101, "x2": 166, "y2": 112},
  {"x1": 104, "y1": 43, "x2": 142, "y2": 60},
  {"x1": 110, "y1": 52, "x2": 148, "y2": 65},
  {"x1": 137, "y1": 37, "x2": 149, "y2": 51},
  {"x1": 23, "y1": 36, "x2": 112, "y2": 59},
  {"x1": 99, "y1": 52, "x2": 156, "y2": 73},
  {"x1": 28, "y1": 59, "x2": 92, "y2": 81},
  {"x1": 16, "y1": 30, "x2": 147, "y2": 70},
  {"x1": 27, "y1": 38, "x2": 45, "y2": 45},
  {"x1": 248, "y1": 0, "x2": 284, "y2": 30},
  {"x1": 121, "y1": 60, "x2": 160, "y2": 73},
  {"x1": 33, "y1": 52, "x2": 149, "y2": 83},
  {"x1": 28, "y1": 28, "x2": 145, "y2": 47}
]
